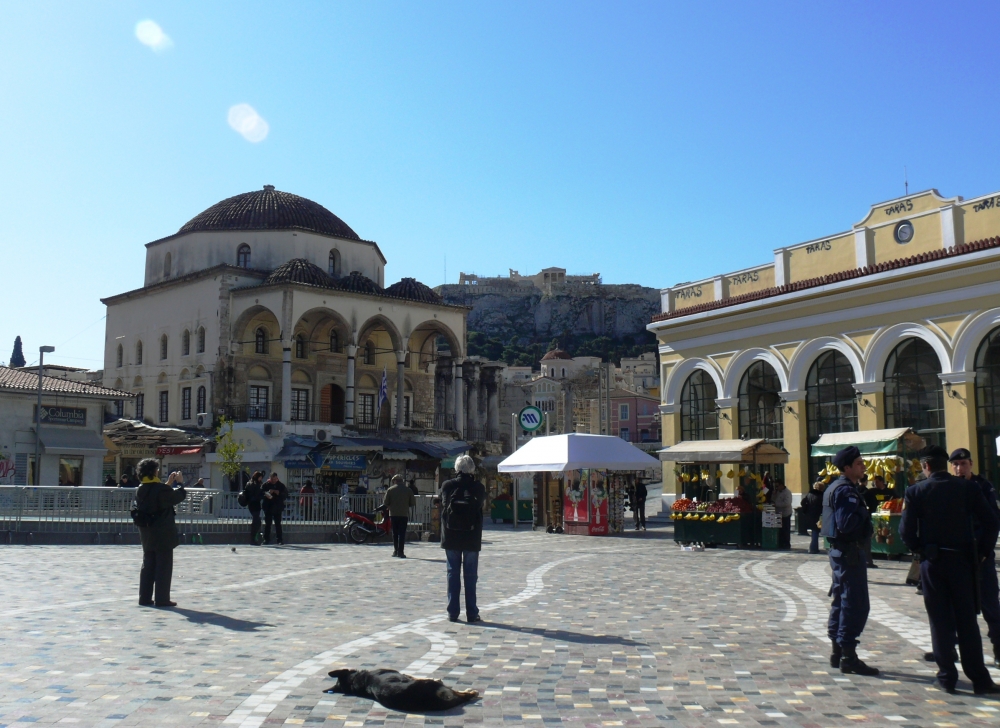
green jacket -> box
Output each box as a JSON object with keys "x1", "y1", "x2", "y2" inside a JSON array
[
  {"x1": 136, "y1": 480, "x2": 187, "y2": 550},
  {"x1": 382, "y1": 483, "x2": 416, "y2": 517}
]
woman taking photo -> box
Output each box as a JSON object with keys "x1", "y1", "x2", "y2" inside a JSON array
[{"x1": 134, "y1": 458, "x2": 187, "y2": 607}]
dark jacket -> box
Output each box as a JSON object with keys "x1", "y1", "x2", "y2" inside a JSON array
[
  {"x1": 136, "y1": 479, "x2": 187, "y2": 550},
  {"x1": 440, "y1": 473, "x2": 486, "y2": 552},
  {"x1": 262, "y1": 479, "x2": 288, "y2": 513},
  {"x1": 971, "y1": 474, "x2": 1000, "y2": 550},
  {"x1": 634, "y1": 481, "x2": 647, "y2": 508},
  {"x1": 383, "y1": 482, "x2": 416, "y2": 518},
  {"x1": 800, "y1": 487, "x2": 824, "y2": 526},
  {"x1": 900, "y1": 470, "x2": 1000, "y2": 557},
  {"x1": 820, "y1": 476, "x2": 872, "y2": 543},
  {"x1": 244, "y1": 481, "x2": 263, "y2": 511}
]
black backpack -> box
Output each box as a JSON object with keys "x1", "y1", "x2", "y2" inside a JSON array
[{"x1": 445, "y1": 484, "x2": 478, "y2": 531}]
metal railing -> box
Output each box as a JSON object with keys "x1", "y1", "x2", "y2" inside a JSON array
[
  {"x1": 221, "y1": 404, "x2": 283, "y2": 423},
  {"x1": 0, "y1": 486, "x2": 433, "y2": 537}
]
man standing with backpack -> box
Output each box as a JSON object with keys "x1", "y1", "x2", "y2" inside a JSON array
[{"x1": 440, "y1": 454, "x2": 486, "y2": 623}]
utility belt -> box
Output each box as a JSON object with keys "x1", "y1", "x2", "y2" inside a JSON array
[{"x1": 829, "y1": 538, "x2": 863, "y2": 567}]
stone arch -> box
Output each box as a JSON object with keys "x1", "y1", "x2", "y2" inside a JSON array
[
  {"x1": 179, "y1": 368, "x2": 191, "y2": 381},
  {"x1": 357, "y1": 314, "x2": 404, "y2": 353},
  {"x1": 114, "y1": 377, "x2": 124, "y2": 389},
  {"x1": 357, "y1": 373, "x2": 379, "y2": 389},
  {"x1": 231, "y1": 304, "x2": 282, "y2": 349},
  {"x1": 133, "y1": 376, "x2": 143, "y2": 387},
  {"x1": 157, "y1": 371, "x2": 168, "y2": 384},
  {"x1": 294, "y1": 307, "x2": 352, "y2": 357},
  {"x1": 787, "y1": 337, "x2": 864, "y2": 391},
  {"x1": 863, "y1": 323, "x2": 951, "y2": 383},
  {"x1": 722, "y1": 348, "x2": 790, "y2": 399},
  {"x1": 291, "y1": 369, "x2": 312, "y2": 384},
  {"x1": 952, "y1": 308, "x2": 1000, "y2": 373},
  {"x1": 194, "y1": 365, "x2": 206, "y2": 378},
  {"x1": 663, "y1": 357, "x2": 724, "y2": 407},
  {"x1": 247, "y1": 365, "x2": 272, "y2": 381},
  {"x1": 408, "y1": 319, "x2": 464, "y2": 368}
]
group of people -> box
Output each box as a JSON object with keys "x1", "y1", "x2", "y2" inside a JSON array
[
  {"x1": 239, "y1": 471, "x2": 289, "y2": 545},
  {"x1": 822, "y1": 443, "x2": 1000, "y2": 694}
]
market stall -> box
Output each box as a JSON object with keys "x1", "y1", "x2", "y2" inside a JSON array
[
  {"x1": 497, "y1": 433, "x2": 660, "y2": 536},
  {"x1": 810, "y1": 427, "x2": 924, "y2": 556},
  {"x1": 658, "y1": 439, "x2": 790, "y2": 548}
]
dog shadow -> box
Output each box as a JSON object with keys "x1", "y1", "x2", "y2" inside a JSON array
[
  {"x1": 171, "y1": 608, "x2": 272, "y2": 632},
  {"x1": 326, "y1": 694, "x2": 476, "y2": 717},
  {"x1": 477, "y1": 622, "x2": 646, "y2": 647}
]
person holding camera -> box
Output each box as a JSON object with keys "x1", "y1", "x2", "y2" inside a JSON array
[
  {"x1": 261, "y1": 471, "x2": 288, "y2": 545},
  {"x1": 135, "y1": 458, "x2": 187, "y2": 607}
]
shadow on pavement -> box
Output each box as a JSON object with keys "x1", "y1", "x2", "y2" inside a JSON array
[
  {"x1": 171, "y1": 608, "x2": 273, "y2": 632},
  {"x1": 479, "y1": 622, "x2": 646, "y2": 647}
]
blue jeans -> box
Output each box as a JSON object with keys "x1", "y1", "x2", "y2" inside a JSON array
[
  {"x1": 809, "y1": 526, "x2": 821, "y2": 553},
  {"x1": 446, "y1": 549, "x2": 479, "y2": 619}
]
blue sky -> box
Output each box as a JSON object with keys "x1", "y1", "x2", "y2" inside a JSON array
[{"x1": 2, "y1": 2, "x2": 999, "y2": 368}]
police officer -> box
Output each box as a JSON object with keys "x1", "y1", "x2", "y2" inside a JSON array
[
  {"x1": 821, "y1": 446, "x2": 879, "y2": 676},
  {"x1": 900, "y1": 445, "x2": 1000, "y2": 694},
  {"x1": 949, "y1": 447, "x2": 1000, "y2": 668}
]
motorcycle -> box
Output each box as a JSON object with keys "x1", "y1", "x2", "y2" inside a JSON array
[{"x1": 345, "y1": 505, "x2": 391, "y2": 544}]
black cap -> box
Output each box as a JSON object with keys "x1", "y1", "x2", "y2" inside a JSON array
[
  {"x1": 949, "y1": 448, "x2": 972, "y2": 462},
  {"x1": 832, "y1": 446, "x2": 862, "y2": 470},
  {"x1": 917, "y1": 444, "x2": 949, "y2": 462}
]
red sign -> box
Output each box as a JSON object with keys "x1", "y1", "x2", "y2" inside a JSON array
[
  {"x1": 563, "y1": 470, "x2": 588, "y2": 524},
  {"x1": 589, "y1": 471, "x2": 609, "y2": 535},
  {"x1": 156, "y1": 446, "x2": 203, "y2": 456}
]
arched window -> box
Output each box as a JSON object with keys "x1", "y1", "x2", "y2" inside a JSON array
[
  {"x1": 680, "y1": 370, "x2": 718, "y2": 441},
  {"x1": 116, "y1": 344, "x2": 123, "y2": 368},
  {"x1": 136, "y1": 341, "x2": 143, "y2": 365},
  {"x1": 329, "y1": 330, "x2": 339, "y2": 353},
  {"x1": 328, "y1": 249, "x2": 341, "y2": 277},
  {"x1": 806, "y1": 351, "x2": 857, "y2": 481},
  {"x1": 975, "y1": 327, "x2": 1000, "y2": 486},
  {"x1": 197, "y1": 385, "x2": 207, "y2": 414},
  {"x1": 237, "y1": 244, "x2": 251, "y2": 268},
  {"x1": 159, "y1": 334, "x2": 168, "y2": 360},
  {"x1": 182, "y1": 330, "x2": 191, "y2": 356},
  {"x1": 885, "y1": 338, "x2": 945, "y2": 448},
  {"x1": 561, "y1": 367, "x2": 567, "y2": 378},
  {"x1": 295, "y1": 334, "x2": 306, "y2": 359},
  {"x1": 364, "y1": 341, "x2": 375, "y2": 365},
  {"x1": 738, "y1": 361, "x2": 783, "y2": 444},
  {"x1": 255, "y1": 327, "x2": 268, "y2": 355},
  {"x1": 163, "y1": 252, "x2": 172, "y2": 277},
  {"x1": 197, "y1": 327, "x2": 205, "y2": 353}
]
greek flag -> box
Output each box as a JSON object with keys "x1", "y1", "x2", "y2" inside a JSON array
[{"x1": 376, "y1": 365, "x2": 389, "y2": 418}]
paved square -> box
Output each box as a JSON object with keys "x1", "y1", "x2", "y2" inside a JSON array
[{"x1": 2, "y1": 526, "x2": 999, "y2": 727}]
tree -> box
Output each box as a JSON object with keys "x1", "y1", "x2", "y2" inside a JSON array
[
  {"x1": 215, "y1": 417, "x2": 245, "y2": 491},
  {"x1": 9, "y1": 336, "x2": 25, "y2": 368}
]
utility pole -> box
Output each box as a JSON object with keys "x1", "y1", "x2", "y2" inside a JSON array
[{"x1": 35, "y1": 345, "x2": 55, "y2": 485}]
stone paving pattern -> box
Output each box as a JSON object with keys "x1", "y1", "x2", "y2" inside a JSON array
[{"x1": 2, "y1": 525, "x2": 1000, "y2": 727}]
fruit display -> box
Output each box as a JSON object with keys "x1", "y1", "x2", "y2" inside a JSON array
[
  {"x1": 876, "y1": 498, "x2": 904, "y2": 514},
  {"x1": 706, "y1": 496, "x2": 752, "y2": 514},
  {"x1": 671, "y1": 498, "x2": 695, "y2": 512}
]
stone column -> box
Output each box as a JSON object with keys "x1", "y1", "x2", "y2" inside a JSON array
[
  {"x1": 441, "y1": 360, "x2": 453, "y2": 429},
  {"x1": 395, "y1": 350, "x2": 406, "y2": 433},
  {"x1": 779, "y1": 390, "x2": 809, "y2": 497},
  {"x1": 940, "y1": 372, "x2": 978, "y2": 461},
  {"x1": 453, "y1": 359, "x2": 465, "y2": 437},
  {"x1": 714, "y1": 396, "x2": 738, "y2": 494},
  {"x1": 345, "y1": 344, "x2": 357, "y2": 425},
  {"x1": 466, "y1": 362, "x2": 480, "y2": 438},
  {"x1": 659, "y1": 404, "x2": 681, "y2": 502},
  {"x1": 281, "y1": 344, "x2": 292, "y2": 422},
  {"x1": 854, "y1": 382, "x2": 885, "y2": 432},
  {"x1": 487, "y1": 369, "x2": 500, "y2": 439}
]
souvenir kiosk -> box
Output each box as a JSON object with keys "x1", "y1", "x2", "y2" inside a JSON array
[
  {"x1": 659, "y1": 439, "x2": 790, "y2": 548},
  {"x1": 497, "y1": 433, "x2": 660, "y2": 535},
  {"x1": 810, "y1": 427, "x2": 924, "y2": 556}
]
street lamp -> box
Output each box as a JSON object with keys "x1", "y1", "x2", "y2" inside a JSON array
[{"x1": 34, "y1": 345, "x2": 55, "y2": 485}]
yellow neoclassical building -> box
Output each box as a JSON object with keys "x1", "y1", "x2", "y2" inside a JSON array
[{"x1": 649, "y1": 188, "x2": 1000, "y2": 499}]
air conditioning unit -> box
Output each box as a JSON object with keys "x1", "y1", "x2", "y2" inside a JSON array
[
  {"x1": 196, "y1": 412, "x2": 213, "y2": 429},
  {"x1": 263, "y1": 423, "x2": 284, "y2": 437},
  {"x1": 315, "y1": 429, "x2": 328, "y2": 442}
]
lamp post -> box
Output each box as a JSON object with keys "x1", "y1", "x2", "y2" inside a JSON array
[{"x1": 34, "y1": 345, "x2": 55, "y2": 485}]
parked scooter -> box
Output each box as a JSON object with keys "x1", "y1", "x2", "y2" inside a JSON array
[{"x1": 345, "y1": 505, "x2": 391, "y2": 544}]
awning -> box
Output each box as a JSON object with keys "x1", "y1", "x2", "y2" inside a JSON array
[
  {"x1": 38, "y1": 428, "x2": 108, "y2": 455},
  {"x1": 658, "y1": 439, "x2": 789, "y2": 464},
  {"x1": 498, "y1": 433, "x2": 660, "y2": 473},
  {"x1": 381, "y1": 450, "x2": 420, "y2": 461},
  {"x1": 810, "y1": 428, "x2": 924, "y2": 457}
]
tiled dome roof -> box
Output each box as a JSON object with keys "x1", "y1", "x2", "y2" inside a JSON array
[
  {"x1": 262, "y1": 259, "x2": 334, "y2": 287},
  {"x1": 384, "y1": 277, "x2": 442, "y2": 303},
  {"x1": 179, "y1": 186, "x2": 360, "y2": 240},
  {"x1": 541, "y1": 348, "x2": 573, "y2": 361},
  {"x1": 337, "y1": 270, "x2": 384, "y2": 295}
]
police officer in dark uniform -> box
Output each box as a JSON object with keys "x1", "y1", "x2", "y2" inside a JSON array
[
  {"x1": 900, "y1": 445, "x2": 1000, "y2": 694},
  {"x1": 949, "y1": 447, "x2": 1000, "y2": 668},
  {"x1": 821, "y1": 446, "x2": 879, "y2": 675}
]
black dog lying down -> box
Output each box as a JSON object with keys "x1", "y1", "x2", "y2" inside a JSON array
[{"x1": 326, "y1": 668, "x2": 479, "y2": 712}]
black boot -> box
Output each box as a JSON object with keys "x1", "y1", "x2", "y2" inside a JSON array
[
  {"x1": 830, "y1": 641, "x2": 842, "y2": 669},
  {"x1": 840, "y1": 644, "x2": 879, "y2": 676},
  {"x1": 994, "y1": 647, "x2": 1000, "y2": 669}
]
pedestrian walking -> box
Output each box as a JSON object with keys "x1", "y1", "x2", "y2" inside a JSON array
[
  {"x1": 261, "y1": 472, "x2": 287, "y2": 545},
  {"x1": 407, "y1": 478, "x2": 419, "y2": 497},
  {"x1": 383, "y1": 474, "x2": 416, "y2": 558},
  {"x1": 948, "y1": 448, "x2": 1000, "y2": 668},
  {"x1": 772, "y1": 479, "x2": 793, "y2": 549},
  {"x1": 440, "y1": 454, "x2": 486, "y2": 623},
  {"x1": 299, "y1": 479, "x2": 316, "y2": 521},
  {"x1": 801, "y1": 480, "x2": 826, "y2": 554},
  {"x1": 134, "y1": 458, "x2": 187, "y2": 607},
  {"x1": 242, "y1": 471, "x2": 264, "y2": 545},
  {"x1": 900, "y1": 445, "x2": 1000, "y2": 694},
  {"x1": 633, "y1": 479, "x2": 647, "y2": 531},
  {"x1": 821, "y1": 446, "x2": 879, "y2": 676}
]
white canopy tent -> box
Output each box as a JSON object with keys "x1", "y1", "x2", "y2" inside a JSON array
[{"x1": 497, "y1": 433, "x2": 660, "y2": 473}]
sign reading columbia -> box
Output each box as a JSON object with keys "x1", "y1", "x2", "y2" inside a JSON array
[{"x1": 35, "y1": 405, "x2": 87, "y2": 427}]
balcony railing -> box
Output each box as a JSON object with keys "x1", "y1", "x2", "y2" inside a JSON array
[{"x1": 221, "y1": 404, "x2": 283, "y2": 423}]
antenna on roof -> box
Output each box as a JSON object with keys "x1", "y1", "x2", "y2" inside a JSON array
[{"x1": 904, "y1": 166, "x2": 909, "y2": 196}]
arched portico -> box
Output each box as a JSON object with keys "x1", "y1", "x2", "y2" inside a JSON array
[{"x1": 952, "y1": 308, "x2": 1000, "y2": 373}]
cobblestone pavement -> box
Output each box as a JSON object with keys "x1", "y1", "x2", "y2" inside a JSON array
[{"x1": 2, "y1": 526, "x2": 1000, "y2": 727}]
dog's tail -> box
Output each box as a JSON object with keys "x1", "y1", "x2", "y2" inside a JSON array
[{"x1": 438, "y1": 686, "x2": 479, "y2": 709}]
